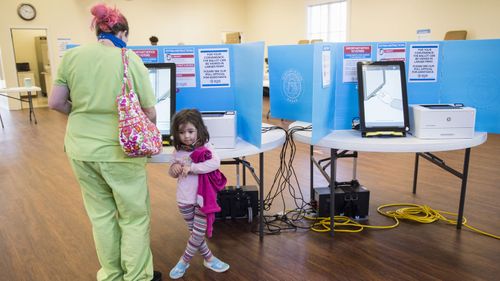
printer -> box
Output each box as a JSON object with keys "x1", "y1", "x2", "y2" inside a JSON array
[
  {"x1": 409, "y1": 104, "x2": 475, "y2": 139},
  {"x1": 202, "y1": 111, "x2": 237, "y2": 148}
]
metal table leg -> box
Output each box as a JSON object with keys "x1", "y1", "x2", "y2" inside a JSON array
[
  {"x1": 27, "y1": 90, "x2": 38, "y2": 124},
  {"x1": 412, "y1": 153, "x2": 420, "y2": 194},
  {"x1": 259, "y1": 152, "x2": 264, "y2": 240},
  {"x1": 457, "y1": 148, "x2": 471, "y2": 229},
  {"x1": 413, "y1": 148, "x2": 472, "y2": 229},
  {"x1": 329, "y1": 149, "x2": 338, "y2": 237}
]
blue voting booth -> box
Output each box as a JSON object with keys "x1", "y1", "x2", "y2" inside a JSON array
[
  {"x1": 129, "y1": 42, "x2": 265, "y2": 147},
  {"x1": 269, "y1": 39, "x2": 500, "y2": 143}
]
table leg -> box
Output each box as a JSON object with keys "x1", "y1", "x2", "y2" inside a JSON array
[
  {"x1": 259, "y1": 152, "x2": 264, "y2": 241},
  {"x1": 412, "y1": 153, "x2": 420, "y2": 194},
  {"x1": 310, "y1": 145, "x2": 315, "y2": 203},
  {"x1": 413, "y1": 150, "x2": 472, "y2": 230},
  {"x1": 28, "y1": 90, "x2": 37, "y2": 124},
  {"x1": 457, "y1": 148, "x2": 471, "y2": 229},
  {"x1": 242, "y1": 156, "x2": 247, "y2": 186},
  {"x1": 330, "y1": 149, "x2": 338, "y2": 237}
]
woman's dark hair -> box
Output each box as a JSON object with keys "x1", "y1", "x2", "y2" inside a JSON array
[
  {"x1": 171, "y1": 109, "x2": 210, "y2": 150},
  {"x1": 90, "y1": 3, "x2": 129, "y2": 36}
]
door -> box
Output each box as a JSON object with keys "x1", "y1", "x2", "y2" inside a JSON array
[{"x1": 10, "y1": 28, "x2": 51, "y2": 108}]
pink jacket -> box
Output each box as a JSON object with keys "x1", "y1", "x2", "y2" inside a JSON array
[{"x1": 190, "y1": 146, "x2": 227, "y2": 238}]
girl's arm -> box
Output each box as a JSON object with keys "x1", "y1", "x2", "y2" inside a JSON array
[
  {"x1": 169, "y1": 163, "x2": 182, "y2": 178},
  {"x1": 168, "y1": 152, "x2": 182, "y2": 178},
  {"x1": 190, "y1": 145, "x2": 221, "y2": 174}
]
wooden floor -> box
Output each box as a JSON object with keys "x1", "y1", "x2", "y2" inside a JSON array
[{"x1": 1, "y1": 101, "x2": 499, "y2": 281}]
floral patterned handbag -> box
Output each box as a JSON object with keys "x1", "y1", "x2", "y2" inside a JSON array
[{"x1": 117, "y1": 48, "x2": 162, "y2": 157}]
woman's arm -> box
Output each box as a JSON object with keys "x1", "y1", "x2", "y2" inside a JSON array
[
  {"x1": 142, "y1": 106, "x2": 157, "y2": 124},
  {"x1": 48, "y1": 85, "x2": 72, "y2": 115}
]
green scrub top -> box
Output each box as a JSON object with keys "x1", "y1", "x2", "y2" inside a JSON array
[{"x1": 54, "y1": 43, "x2": 156, "y2": 162}]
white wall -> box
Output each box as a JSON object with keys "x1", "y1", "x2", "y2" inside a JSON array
[
  {"x1": 244, "y1": 0, "x2": 500, "y2": 45},
  {"x1": 1, "y1": 0, "x2": 500, "y2": 110},
  {"x1": 0, "y1": 0, "x2": 246, "y2": 109},
  {"x1": 349, "y1": 0, "x2": 500, "y2": 42}
]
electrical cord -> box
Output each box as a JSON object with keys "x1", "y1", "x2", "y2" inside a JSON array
[
  {"x1": 258, "y1": 126, "x2": 499, "y2": 239},
  {"x1": 263, "y1": 125, "x2": 312, "y2": 213},
  {"x1": 254, "y1": 125, "x2": 315, "y2": 235},
  {"x1": 306, "y1": 203, "x2": 499, "y2": 239},
  {"x1": 377, "y1": 203, "x2": 500, "y2": 240},
  {"x1": 277, "y1": 126, "x2": 311, "y2": 209},
  {"x1": 306, "y1": 214, "x2": 398, "y2": 233}
]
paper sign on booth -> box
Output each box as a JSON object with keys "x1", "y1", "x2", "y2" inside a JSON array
[
  {"x1": 322, "y1": 46, "x2": 331, "y2": 88},
  {"x1": 164, "y1": 48, "x2": 197, "y2": 88},
  {"x1": 133, "y1": 49, "x2": 159, "y2": 63},
  {"x1": 377, "y1": 43, "x2": 406, "y2": 61},
  {"x1": 408, "y1": 44, "x2": 439, "y2": 82},
  {"x1": 198, "y1": 48, "x2": 231, "y2": 88},
  {"x1": 343, "y1": 45, "x2": 372, "y2": 83}
]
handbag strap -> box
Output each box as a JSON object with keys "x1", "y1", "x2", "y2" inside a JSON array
[{"x1": 121, "y1": 48, "x2": 133, "y2": 92}]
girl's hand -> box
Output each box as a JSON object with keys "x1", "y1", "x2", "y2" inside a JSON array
[
  {"x1": 169, "y1": 163, "x2": 183, "y2": 178},
  {"x1": 181, "y1": 165, "x2": 191, "y2": 178}
]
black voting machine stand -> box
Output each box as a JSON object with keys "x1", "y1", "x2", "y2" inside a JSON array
[
  {"x1": 310, "y1": 149, "x2": 371, "y2": 227},
  {"x1": 216, "y1": 158, "x2": 259, "y2": 223}
]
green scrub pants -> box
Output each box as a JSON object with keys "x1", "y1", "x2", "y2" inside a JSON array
[{"x1": 69, "y1": 159, "x2": 154, "y2": 281}]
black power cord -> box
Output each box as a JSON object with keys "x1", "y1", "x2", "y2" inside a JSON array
[{"x1": 253, "y1": 125, "x2": 320, "y2": 235}]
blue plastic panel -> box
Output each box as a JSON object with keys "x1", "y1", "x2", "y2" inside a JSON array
[
  {"x1": 130, "y1": 43, "x2": 265, "y2": 146},
  {"x1": 439, "y1": 39, "x2": 500, "y2": 132},
  {"x1": 268, "y1": 44, "x2": 314, "y2": 122},
  {"x1": 269, "y1": 39, "x2": 500, "y2": 135},
  {"x1": 233, "y1": 42, "x2": 265, "y2": 147}
]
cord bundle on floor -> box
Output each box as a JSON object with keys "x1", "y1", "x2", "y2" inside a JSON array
[
  {"x1": 258, "y1": 125, "x2": 315, "y2": 235},
  {"x1": 258, "y1": 126, "x2": 499, "y2": 240},
  {"x1": 307, "y1": 203, "x2": 499, "y2": 239},
  {"x1": 377, "y1": 203, "x2": 500, "y2": 240}
]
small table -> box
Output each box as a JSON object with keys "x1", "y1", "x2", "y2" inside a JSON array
[
  {"x1": 149, "y1": 123, "x2": 286, "y2": 240},
  {"x1": 290, "y1": 121, "x2": 487, "y2": 236},
  {"x1": 0, "y1": 86, "x2": 41, "y2": 125}
]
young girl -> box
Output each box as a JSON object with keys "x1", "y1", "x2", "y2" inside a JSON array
[{"x1": 168, "y1": 109, "x2": 230, "y2": 279}]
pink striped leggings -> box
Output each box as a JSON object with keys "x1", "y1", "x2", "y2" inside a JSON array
[{"x1": 178, "y1": 204, "x2": 213, "y2": 263}]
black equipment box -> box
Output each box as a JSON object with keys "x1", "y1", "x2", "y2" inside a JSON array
[
  {"x1": 216, "y1": 185, "x2": 258, "y2": 220},
  {"x1": 313, "y1": 181, "x2": 370, "y2": 219}
]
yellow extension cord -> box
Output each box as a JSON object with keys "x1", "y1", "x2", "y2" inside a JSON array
[{"x1": 306, "y1": 203, "x2": 500, "y2": 240}]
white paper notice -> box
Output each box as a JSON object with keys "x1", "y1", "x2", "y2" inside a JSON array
[
  {"x1": 377, "y1": 42, "x2": 406, "y2": 62},
  {"x1": 164, "y1": 48, "x2": 196, "y2": 88},
  {"x1": 57, "y1": 38, "x2": 71, "y2": 58},
  {"x1": 343, "y1": 46, "x2": 372, "y2": 83},
  {"x1": 322, "y1": 46, "x2": 331, "y2": 88},
  {"x1": 198, "y1": 48, "x2": 231, "y2": 88},
  {"x1": 408, "y1": 44, "x2": 439, "y2": 83}
]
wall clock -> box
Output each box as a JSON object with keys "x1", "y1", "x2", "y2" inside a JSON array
[{"x1": 17, "y1": 3, "x2": 37, "y2": 21}]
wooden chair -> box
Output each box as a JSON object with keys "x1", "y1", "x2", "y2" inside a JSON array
[{"x1": 444, "y1": 30, "x2": 467, "y2": 40}]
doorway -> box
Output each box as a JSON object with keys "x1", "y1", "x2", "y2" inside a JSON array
[{"x1": 10, "y1": 28, "x2": 52, "y2": 108}]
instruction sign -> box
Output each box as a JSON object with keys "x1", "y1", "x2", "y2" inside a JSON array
[
  {"x1": 377, "y1": 42, "x2": 406, "y2": 62},
  {"x1": 164, "y1": 48, "x2": 196, "y2": 88},
  {"x1": 343, "y1": 45, "x2": 372, "y2": 83},
  {"x1": 322, "y1": 46, "x2": 331, "y2": 88},
  {"x1": 198, "y1": 48, "x2": 231, "y2": 88},
  {"x1": 133, "y1": 49, "x2": 158, "y2": 63},
  {"x1": 408, "y1": 44, "x2": 439, "y2": 82}
]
